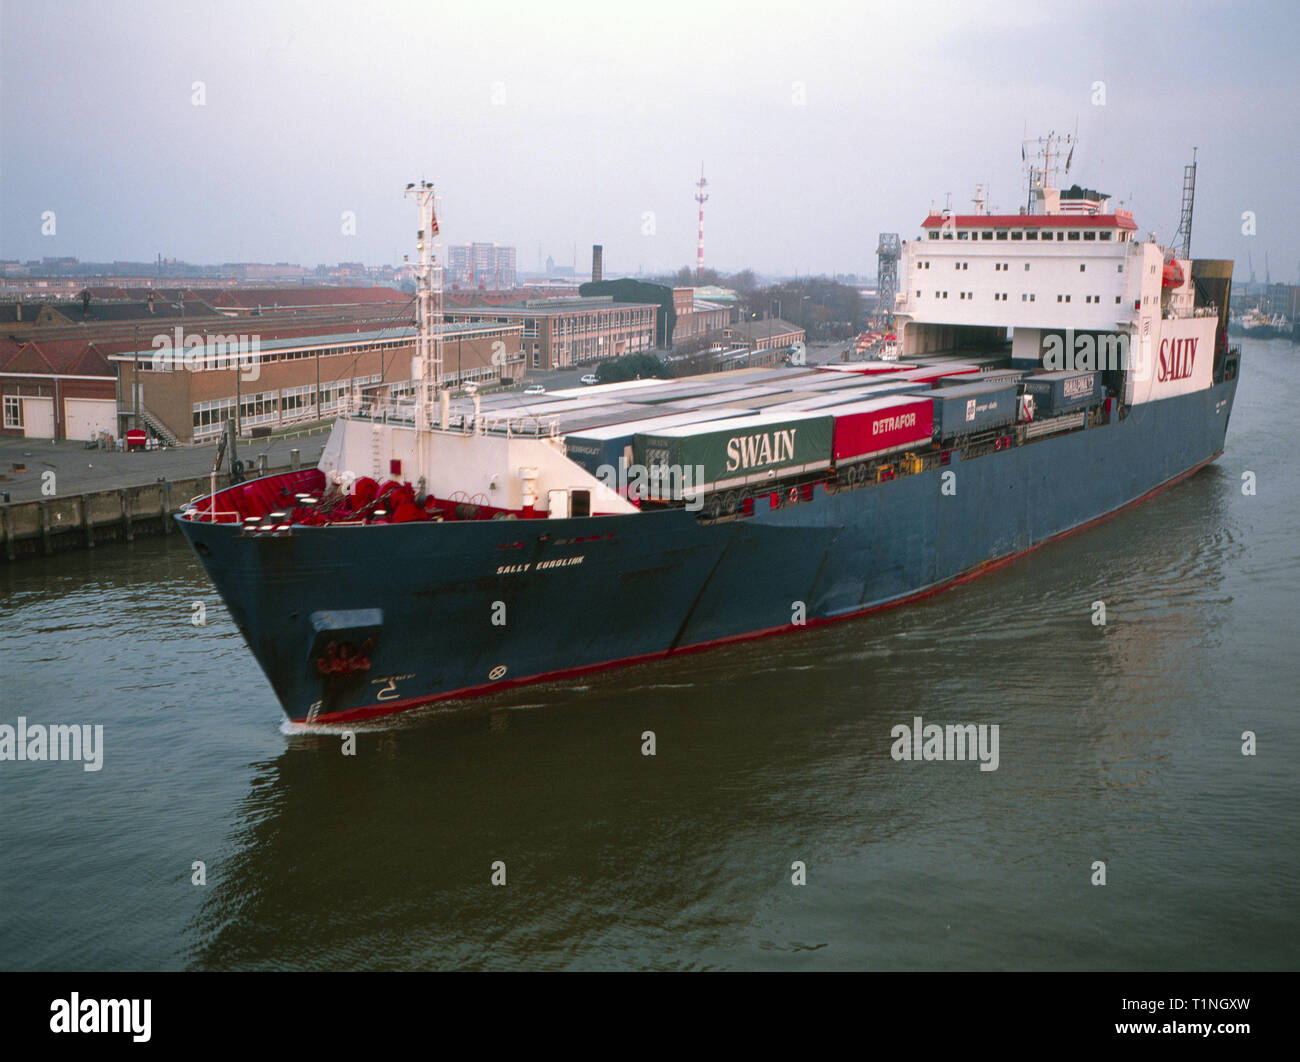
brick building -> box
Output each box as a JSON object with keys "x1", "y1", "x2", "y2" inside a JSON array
[
  {"x1": 107, "y1": 322, "x2": 524, "y2": 444},
  {"x1": 723, "y1": 317, "x2": 806, "y2": 352},
  {"x1": 1, "y1": 337, "x2": 119, "y2": 440},
  {"x1": 444, "y1": 295, "x2": 656, "y2": 370},
  {"x1": 670, "y1": 288, "x2": 732, "y2": 346}
]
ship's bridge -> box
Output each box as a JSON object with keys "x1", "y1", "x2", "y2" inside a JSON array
[{"x1": 895, "y1": 209, "x2": 1163, "y2": 363}]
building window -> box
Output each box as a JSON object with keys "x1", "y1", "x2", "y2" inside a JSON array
[
  {"x1": 928, "y1": 231, "x2": 939, "y2": 240},
  {"x1": 996, "y1": 231, "x2": 1008, "y2": 240},
  {"x1": 1080, "y1": 264, "x2": 1086, "y2": 272},
  {"x1": 1024, "y1": 263, "x2": 1030, "y2": 271},
  {"x1": 916, "y1": 290, "x2": 922, "y2": 297},
  {"x1": 1115, "y1": 296, "x2": 1122, "y2": 304},
  {"x1": 1117, "y1": 264, "x2": 1124, "y2": 273},
  {"x1": 1067, "y1": 231, "x2": 1080, "y2": 240},
  {"x1": 1026, "y1": 231, "x2": 1038, "y2": 241},
  {"x1": 1065, "y1": 295, "x2": 1071, "y2": 302},
  {"x1": 981, "y1": 232, "x2": 993, "y2": 240},
  {"x1": 3, "y1": 395, "x2": 22, "y2": 428},
  {"x1": 1100, "y1": 231, "x2": 1113, "y2": 241},
  {"x1": 1011, "y1": 231, "x2": 1023, "y2": 240}
]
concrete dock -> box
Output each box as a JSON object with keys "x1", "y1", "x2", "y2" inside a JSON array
[{"x1": 0, "y1": 430, "x2": 329, "y2": 561}]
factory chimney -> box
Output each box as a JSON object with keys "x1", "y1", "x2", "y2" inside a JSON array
[{"x1": 592, "y1": 244, "x2": 603, "y2": 283}]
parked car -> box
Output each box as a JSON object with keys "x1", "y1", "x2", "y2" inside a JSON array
[
  {"x1": 523, "y1": 383, "x2": 546, "y2": 395},
  {"x1": 461, "y1": 381, "x2": 479, "y2": 395},
  {"x1": 580, "y1": 374, "x2": 599, "y2": 385}
]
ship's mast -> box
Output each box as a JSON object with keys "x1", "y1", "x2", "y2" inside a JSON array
[
  {"x1": 1023, "y1": 131, "x2": 1075, "y2": 213},
  {"x1": 405, "y1": 180, "x2": 443, "y2": 429}
]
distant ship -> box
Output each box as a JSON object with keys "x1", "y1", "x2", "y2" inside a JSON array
[
  {"x1": 178, "y1": 143, "x2": 1241, "y2": 725},
  {"x1": 1229, "y1": 307, "x2": 1291, "y2": 339}
]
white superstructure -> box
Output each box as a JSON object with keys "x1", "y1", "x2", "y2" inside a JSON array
[{"x1": 895, "y1": 145, "x2": 1219, "y2": 406}]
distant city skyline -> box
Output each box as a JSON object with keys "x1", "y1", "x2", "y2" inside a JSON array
[{"x1": 2, "y1": 0, "x2": 1297, "y2": 278}]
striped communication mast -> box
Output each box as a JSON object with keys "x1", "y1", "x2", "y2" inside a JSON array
[{"x1": 694, "y1": 163, "x2": 709, "y2": 281}]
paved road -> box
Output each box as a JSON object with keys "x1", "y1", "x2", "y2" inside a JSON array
[{"x1": 0, "y1": 430, "x2": 330, "y2": 504}]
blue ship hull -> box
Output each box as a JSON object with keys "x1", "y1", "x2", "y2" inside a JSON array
[{"x1": 178, "y1": 376, "x2": 1237, "y2": 723}]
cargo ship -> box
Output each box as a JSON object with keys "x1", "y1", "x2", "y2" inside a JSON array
[
  {"x1": 1228, "y1": 307, "x2": 1291, "y2": 339},
  {"x1": 177, "y1": 151, "x2": 1241, "y2": 725}
]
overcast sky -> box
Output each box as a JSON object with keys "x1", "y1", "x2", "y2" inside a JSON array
[{"x1": 1, "y1": 0, "x2": 1297, "y2": 280}]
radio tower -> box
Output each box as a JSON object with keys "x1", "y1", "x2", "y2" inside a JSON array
[{"x1": 694, "y1": 163, "x2": 709, "y2": 282}]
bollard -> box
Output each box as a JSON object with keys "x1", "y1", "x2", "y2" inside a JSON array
[{"x1": 290, "y1": 448, "x2": 300, "y2": 470}]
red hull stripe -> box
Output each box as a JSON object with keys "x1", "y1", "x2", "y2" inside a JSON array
[{"x1": 297, "y1": 452, "x2": 1221, "y2": 724}]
